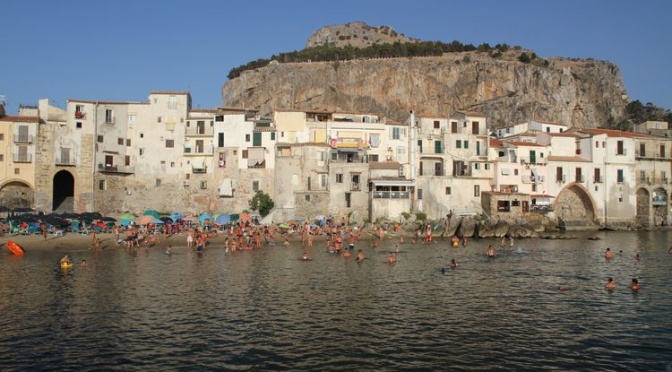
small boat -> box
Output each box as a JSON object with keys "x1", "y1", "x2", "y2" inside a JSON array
[{"x1": 6, "y1": 240, "x2": 25, "y2": 256}]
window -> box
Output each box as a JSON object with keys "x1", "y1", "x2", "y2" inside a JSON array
[
  {"x1": 546, "y1": 127, "x2": 550, "y2": 133},
  {"x1": 451, "y1": 121, "x2": 458, "y2": 133},
  {"x1": 126, "y1": 139, "x2": 131, "y2": 146},
  {"x1": 556, "y1": 167, "x2": 563, "y2": 182},
  {"x1": 76, "y1": 122, "x2": 82, "y2": 129},
  {"x1": 125, "y1": 155, "x2": 130, "y2": 166},
  {"x1": 445, "y1": 187, "x2": 451, "y2": 195},
  {"x1": 245, "y1": 134, "x2": 251, "y2": 142},
  {"x1": 305, "y1": 195, "x2": 310, "y2": 201},
  {"x1": 485, "y1": 163, "x2": 490, "y2": 170},
  {"x1": 594, "y1": 168, "x2": 602, "y2": 183},
  {"x1": 165, "y1": 139, "x2": 174, "y2": 148},
  {"x1": 434, "y1": 140, "x2": 442, "y2": 154},
  {"x1": 105, "y1": 109, "x2": 114, "y2": 123},
  {"x1": 345, "y1": 192, "x2": 351, "y2": 208},
  {"x1": 474, "y1": 185, "x2": 480, "y2": 197},
  {"x1": 252, "y1": 181, "x2": 259, "y2": 191},
  {"x1": 168, "y1": 96, "x2": 176, "y2": 109},
  {"x1": 170, "y1": 162, "x2": 175, "y2": 167},
  {"x1": 351, "y1": 174, "x2": 360, "y2": 190},
  {"x1": 617, "y1": 140, "x2": 624, "y2": 155},
  {"x1": 336, "y1": 174, "x2": 343, "y2": 183},
  {"x1": 456, "y1": 140, "x2": 462, "y2": 149},
  {"x1": 242, "y1": 150, "x2": 248, "y2": 158},
  {"x1": 271, "y1": 132, "x2": 276, "y2": 141},
  {"x1": 140, "y1": 133, "x2": 144, "y2": 138},
  {"x1": 97, "y1": 135, "x2": 103, "y2": 143},
  {"x1": 0, "y1": 154, "x2": 3, "y2": 161},
  {"x1": 660, "y1": 144, "x2": 666, "y2": 158},
  {"x1": 118, "y1": 138, "x2": 124, "y2": 145},
  {"x1": 157, "y1": 116, "x2": 162, "y2": 123},
  {"x1": 434, "y1": 120, "x2": 440, "y2": 129},
  {"x1": 595, "y1": 141, "x2": 599, "y2": 148},
  {"x1": 319, "y1": 174, "x2": 328, "y2": 188},
  {"x1": 474, "y1": 163, "x2": 480, "y2": 170},
  {"x1": 639, "y1": 143, "x2": 645, "y2": 156},
  {"x1": 128, "y1": 114, "x2": 136, "y2": 123},
  {"x1": 156, "y1": 179, "x2": 162, "y2": 187},
  {"x1": 200, "y1": 181, "x2": 207, "y2": 190},
  {"x1": 514, "y1": 169, "x2": 518, "y2": 176},
  {"x1": 99, "y1": 180, "x2": 106, "y2": 190},
  {"x1": 417, "y1": 189, "x2": 423, "y2": 200},
  {"x1": 218, "y1": 133, "x2": 225, "y2": 147},
  {"x1": 391, "y1": 127, "x2": 404, "y2": 140},
  {"x1": 253, "y1": 132, "x2": 262, "y2": 146},
  {"x1": 617, "y1": 169, "x2": 624, "y2": 183},
  {"x1": 215, "y1": 115, "x2": 224, "y2": 122},
  {"x1": 14, "y1": 168, "x2": 19, "y2": 175},
  {"x1": 464, "y1": 140, "x2": 469, "y2": 149},
  {"x1": 418, "y1": 140, "x2": 423, "y2": 153}
]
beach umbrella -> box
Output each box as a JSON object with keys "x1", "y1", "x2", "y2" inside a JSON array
[
  {"x1": 151, "y1": 218, "x2": 164, "y2": 224},
  {"x1": 215, "y1": 214, "x2": 231, "y2": 225},
  {"x1": 239, "y1": 212, "x2": 251, "y2": 222},
  {"x1": 198, "y1": 213, "x2": 213, "y2": 225},
  {"x1": 144, "y1": 210, "x2": 161, "y2": 219},
  {"x1": 136, "y1": 215, "x2": 154, "y2": 225},
  {"x1": 120, "y1": 213, "x2": 135, "y2": 220},
  {"x1": 101, "y1": 216, "x2": 117, "y2": 222},
  {"x1": 170, "y1": 212, "x2": 184, "y2": 221},
  {"x1": 160, "y1": 216, "x2": 173, "y2": 223}
]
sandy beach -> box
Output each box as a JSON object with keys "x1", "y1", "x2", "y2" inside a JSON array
[{"x1": 0, "y1": 227, "x2": 405, "y2": 254}]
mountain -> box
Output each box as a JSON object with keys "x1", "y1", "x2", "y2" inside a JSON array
[{"x1": 221, "y1": 23, "x2": 629, "y2": 128}]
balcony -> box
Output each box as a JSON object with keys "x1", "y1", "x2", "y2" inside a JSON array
[
  {"x1": 55, "y1": 157, "x2": 76, "y2": 166},
  {"x1": 13, "y1": 154, "x2": 32, "y2": 163},
  {"x1": 13, "y1": 135, "x2": 33, "y2": 144},
  {"x1": 351, "y1": 182, "x2": 361, "y2": 191},
  {"x1": 419, "y1": 169, "x2": 443, "y2": 176},
  {"x1": 75, "y1": 111, "x2": 86, "y2": 119},
  {"x1": 98, "y1": 164, "x2": 135, "y2": 174},
  {"x1": 453, "y1": 169, "x2": 472, "y2": 177},
  {"x1": 185, "y1": 126, "x2": 214, "y2": 136},
  {"x1": 575, "y1": 175, "x2": 585, "y2": 183},
  {"x1": 184, "y1": 145, "x2": 214, "y2": 155},
  {"x1": 373, "y1": 191, "x2": 410, "y2": 199},
  {"x1": 594, "y1": 175, "x2": 604, "y2": 183}
]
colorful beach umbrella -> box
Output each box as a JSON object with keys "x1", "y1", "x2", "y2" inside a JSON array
[
  {"x1": 144, "y1": 210, "x2": 161, "y2": 219},
  {"x1": 199, "y1": 213, "x2": 213, "y2": 225},
  {"x1": 215, "y1": 214, "x2": 231, "y2": 225},
  {"x1": 136, "y1": 215, "x2": 154, "y2": 225}
]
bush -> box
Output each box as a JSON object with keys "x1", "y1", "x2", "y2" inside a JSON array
[
  {"x1": 248, "y1": 191, "x2": 275, "y2": 217},
  {"x1": 415, "y1": 212, "x2": 427, "y2": 221}
]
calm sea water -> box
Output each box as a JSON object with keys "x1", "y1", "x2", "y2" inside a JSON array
[{"x1": 1, "y1": 230, "x2": 671, "y2": 371}]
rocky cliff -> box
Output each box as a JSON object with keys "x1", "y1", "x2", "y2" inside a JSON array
[{"x1": 222, "y1": 27, "x2": 629, "y2": 127}]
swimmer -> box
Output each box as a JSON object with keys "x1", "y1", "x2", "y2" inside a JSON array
[
  {"x1": 371, "y1": 240, "x2": 378, "y2": 248},
  {"x1": 486, "y1": 245, "x2": 496, "y2": 258},
  {"x1": 80, "y1": 259, "x2": 87, "y2": 267},
  {"x1": 60, "y1": 254, "x2": 71, "y2": 265},
  {"x1": 356, "y1": 249, "x2": 365, "y2": 263},
  {"x1": 301, "y1": 251, "x2": 310, "y2": 261},
  {"x1": 618, "y1": 250, "x2": 624, "y2": 256},
  {"x1": 394, "y1": 244, "x2": 400, "y2": 253},
  {"x1": 388, "y1": 253, "x2": 396, "y2": 265},
  {"x1": 343, "y1": 250, "x2": 351, "y2": 258},
  {"x1": 283, "y1": 238, "x2": 290, "y2": 246},
  {"x1": 605, "y1": 277, "x2": 616, "y2": 289},
  {"x1": 165, "y1": 245, "x2": 173, "y2": 255},
  {"x1": 604, "y1": 247, "x2": 613, "y2": 259},
  {"x1": 635, "y1": 252, "x2": 641, "y2": 260},
  {"x1": 630, "y1": 278, "x2": 640, "y2": 290},
  {"x1": 450, "y1": 258, "x2": 459, "y2": 268},
  {"x1": 559, "y1": 286, "x2": 570, "y2": 291}
]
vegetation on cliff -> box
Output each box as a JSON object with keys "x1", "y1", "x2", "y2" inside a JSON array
[
  {"x1": 227, "y1": 40, "x2": 529, "y2": 79},
  {"x1": 606, "y1": 100, "x2": 672, "y2": 130}
]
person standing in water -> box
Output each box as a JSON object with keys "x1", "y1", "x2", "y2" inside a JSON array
[
  {"x1": 605, "y1": 278, "x2": 616, "y2": 289},
  {"x1": 486, "y1": 245, "x2": 496, "y2": 258}
]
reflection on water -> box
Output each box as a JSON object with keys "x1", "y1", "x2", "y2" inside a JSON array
[{"x1": 1, "y1": 230, "x2": 672, "y2": 370}]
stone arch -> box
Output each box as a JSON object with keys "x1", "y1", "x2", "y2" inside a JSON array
[
  {"x1": 53, "y1": 170, "x2": 75, "y2": 212},
  {"x1": 636, "y1": 188, "x2": 650, "y2": 225},
  {"x1": 0, "y1": 179, "x2": 34, "y2": 209},
  {"x1": 554, "y1": 183, "x2": 597, "y2": 224}
]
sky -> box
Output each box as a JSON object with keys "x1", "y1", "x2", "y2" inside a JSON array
[{"x1": 2, "y1": 0, "x2": 671, "y2": 116}]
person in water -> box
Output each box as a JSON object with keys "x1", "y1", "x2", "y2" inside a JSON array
[
  {"x1": 604, "y1": 247, "x2": 613, "y2": 259},
  {"x1": 80, "y1": 259, "x2": 87, "y2": 267},
  {"x1": 605, "y1": 277, "x2": 616, "y2": 289},
  {"x1": 630, "y1": 278, "x2": 641, "y2": 290},
  {"x1": 60, "y1": 254, "x2": 71, "y2": 265},
  {"x1": 387, "y1": 253, "x2": 396, "y2": 265},
  {"x1": 356, "y1": 249, "x2": 365, "y2": 263},
  {"x1": 486, "y1": 245, "x2": 496, "y2": 257},
  {"x1": 166, "y1": 245, "x2": 173, "y2": 255},
  {"x1": 450, "y1": 258, "x2": 459, "y2": 268},
  {"x1": 343, "y1": 249, "x2": 351, "y2": 258},
  {"x1": 635, "y1": 252, "x2": 641, "y2": 260},
  {"x1": 301, "y1": 252, "x2": 310, "y2": 261}
]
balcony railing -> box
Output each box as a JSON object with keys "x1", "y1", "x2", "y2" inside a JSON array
[
  {"x1": 351, "y1": 183, "x2": 361, "y2": 191},
  {"x1": 419, "y1": 169, "x2": 443, "y2": 176},
  {"x1": 575, "y1": 175, "x2": 585, "y2": 183},
  {"x1": 373, "y1": 191, "x2": 410, "y2": 199},
  {"x1": 98, "y1": 164, "x2": 135, "y2": 174},
  {"x1": 13, "y1": 135, "x2": 33, "y2": 144},
  {"x1": 55, "y1": 157, "x2": 76, "y2": 166},
  {"x1": 185, "y1": 126, "x2": 214, "y2": 136},
  {"x1": 13, "y1": 154, "x2": 33, "y2": 163},
  {"x1": 184, "y1": 145, "x2": 214, "y2": 155},
  {"x1": 594, "y1": 175, "x2": 604, "y2": 183}
]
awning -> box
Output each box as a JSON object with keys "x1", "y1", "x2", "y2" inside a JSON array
[
  {"x1": 501, "y1": 168, "x2": 511, "y2": 175},
  {"x1": 337, "y1": 148, "x2": 359, "y2": 153},
  {"x1": 247, "y1": 148, "x2": 265, "y2": 167},
  {"x1": 219, "y1": 178, "x2": 233, "y2": 197},
  {"x1": 369, "y1": 134, "x2": 381, "y2": 148}
]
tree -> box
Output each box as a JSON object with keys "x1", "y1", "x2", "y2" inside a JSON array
[
  {"x1": 248, "y1": 190, "x2": 274, "y2": 217},
  {"x1": 518, "y1": 52, "x2": 531, "y2": 63}
]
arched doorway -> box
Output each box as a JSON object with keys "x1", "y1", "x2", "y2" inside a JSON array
[
  {"x1": 53, "y1": 170, "x2": 75, "y2": 212},
  {"x1": 0, "y1": 181, "x2": 33, "y2": 209},
  {"x1": 554, "y1": 184, "x2": 596, "y2": 226},
  {"x1": 636, "y1": 188, "x2": 650, "y2": 225}
]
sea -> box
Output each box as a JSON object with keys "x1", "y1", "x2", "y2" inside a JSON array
[{"x1": 1, "y1": 230, "x2": 671, "y2": 371}]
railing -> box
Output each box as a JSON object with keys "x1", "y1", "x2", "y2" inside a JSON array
[
  {"x1": 419, "y1": 169, "x2": 443, "y2": 176},
  {"x1": 55, "y1": 157, "x2": 76, "y2": 166},
  {"x1": 652, "y1": 196, "x2": 667, "y2": 206},
  {"x1": 13, "y1": 135, "x2": 33, "y2": 144},
  {"x1": 575, "y1": 175, "x2": 585, "y2": 183},
  {"x1": 594, "y1": 175, "x2": 604, "y2": 183},
  {"x1": 98, "y1": 164, "x2": 135, "y2": 173},
  {"x1": 185, "y1": 126, "x2": 214, "y2": 136},
  {"x1": 13, "y1": 154, "x2": 32, "y2": 163},
  {"x1": 184, "y1": 145, "x2": 214, "y2": 155},
  {"x1": 373, "y1": 191, "x2": 410, "y2": 199},
  {"x1": 453, "y1": 169, "x2": 472, "y2": 177},
  {"x1": 351, "y1": 183, "x2": 361, "y2": 191}
]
